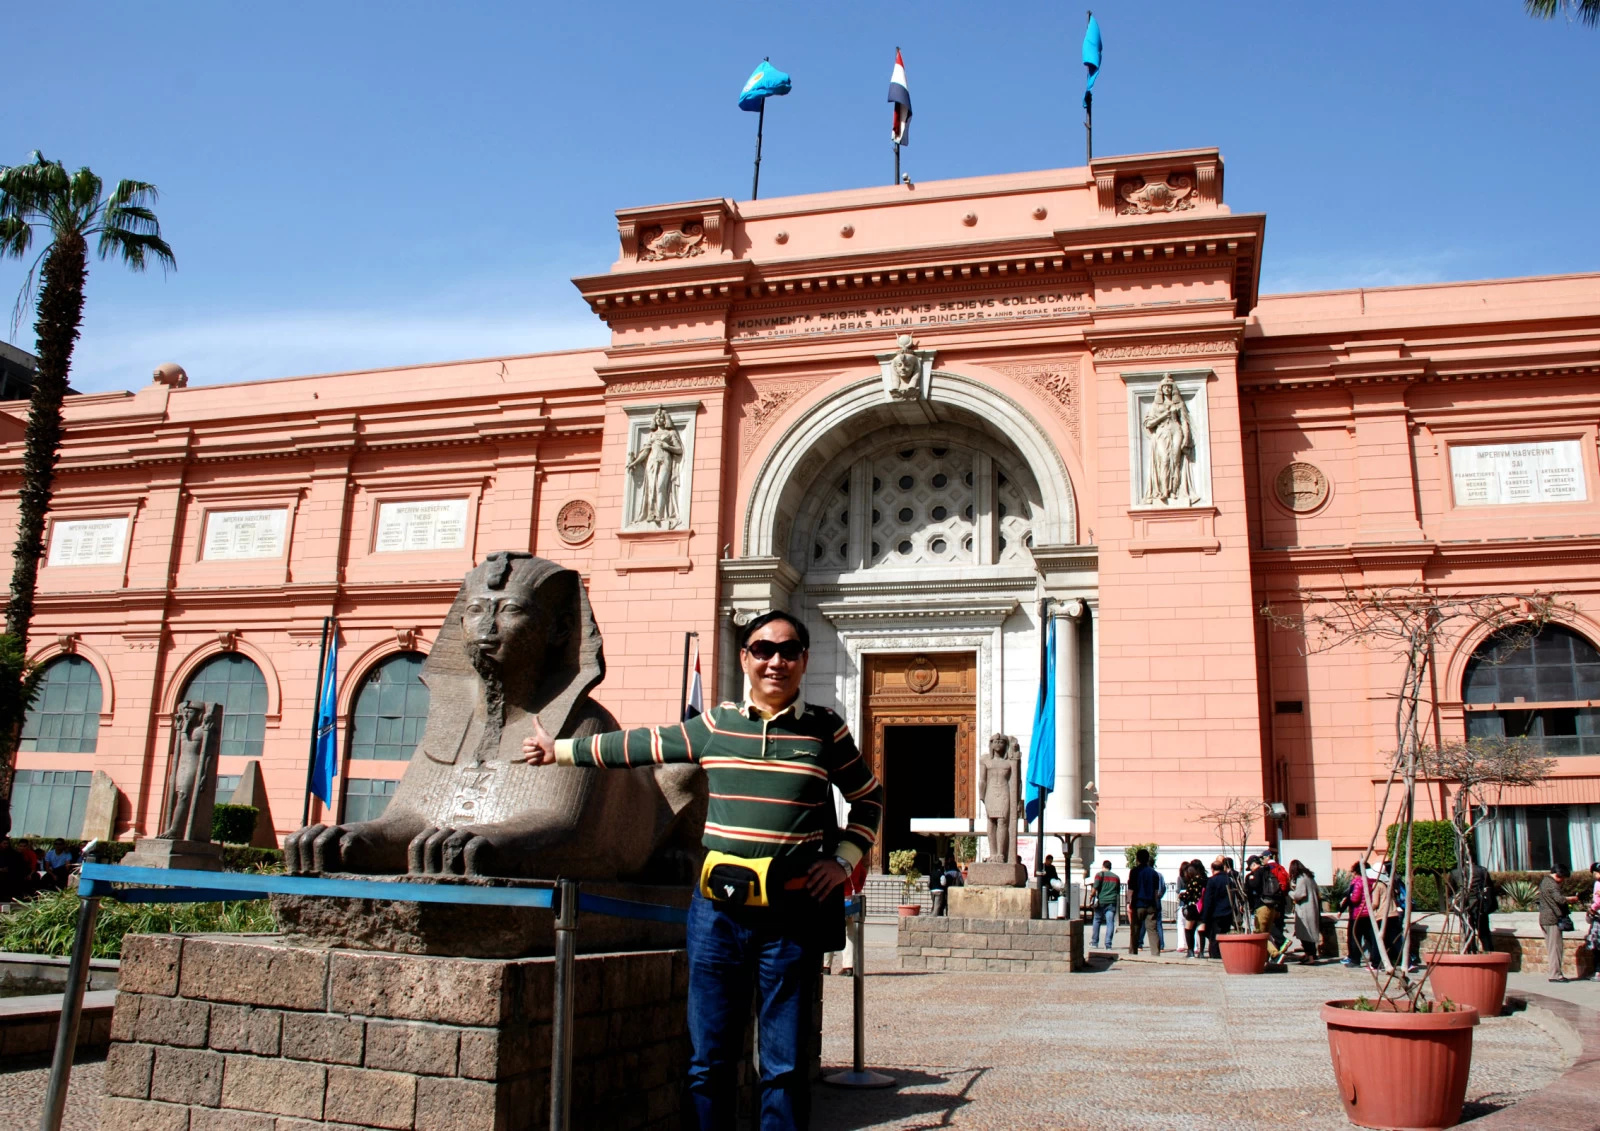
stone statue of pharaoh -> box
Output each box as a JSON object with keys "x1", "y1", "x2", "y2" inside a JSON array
[
  {"x1": 159, "y1": 701, "x2": 222, "y2": 842},
  {"x1": 284, "y1": 552, "x2": 706, "y2": 880},
  {"x1": 978, "y1": 733, "x2": 1021, "y2": 864}
]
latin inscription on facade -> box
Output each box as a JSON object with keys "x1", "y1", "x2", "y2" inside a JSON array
[
  {"x1": 1449, "y1": 441, "x2": 1587, "y2": 507},
  {"x1": 375, "y1": 499, "x2": 468, "y2": 552},
  {"x1": 731, "y1": 290, "x2": 1090, "y2": 342},
  {"x1": 202, "y1": 508, "x2": 287, "y2": 560},
  {"x1": 47, "y1": 517, "x2": 128, "y2": 567}
]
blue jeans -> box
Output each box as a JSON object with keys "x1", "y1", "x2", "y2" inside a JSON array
[
  {"x1": 686, "y1": 891, "x2": 818, "y2": 1130},
  {"x1": 1091, "y1": 903, "x2": 1117, "y2": 948}
]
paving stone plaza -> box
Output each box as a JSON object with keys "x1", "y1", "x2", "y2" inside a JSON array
[{"x1": 3, "y1": 925, "x2": 1582, "y2": 1130}]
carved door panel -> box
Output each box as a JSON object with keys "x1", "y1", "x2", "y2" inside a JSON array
[{"x1": 860, "y1": 652, "x2": 977, "y2": 871}]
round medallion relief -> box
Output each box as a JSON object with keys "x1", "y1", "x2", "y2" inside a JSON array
[
  {"x1": 1273, "y1": 462, "x2": 1330, "y2": 513},
  {"x1": 906, "y1": 656, "x2": 939, "y2": 694},
  {"x1": 555, "y1": 499, "x2": 596, "y2": 545}
]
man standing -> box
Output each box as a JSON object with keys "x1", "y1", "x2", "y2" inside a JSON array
[
  {"x1": 1128, "y1": 848, "x2": 1163, "y2": 956},
  {"x1": 525, "y1": 610, "x2": 882, "y2": 1130},
  {"x1": 1539, "y1": 864, "x2": 1580, "y2": 983},
  {"x1": 1089, "y1": 860, "x2": 1121, "y2": 949},
  {"x1": 1203, "y1": 858, "x2": 1235, "y2": 957}
]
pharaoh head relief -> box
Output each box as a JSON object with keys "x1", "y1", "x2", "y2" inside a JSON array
[{"x1": 878, "y1": 334, "x2": 934, "y2": 401}]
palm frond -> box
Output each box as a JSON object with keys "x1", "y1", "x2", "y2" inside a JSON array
[
  {"x1": 67, "y1": 167, "x2": 102, "y2": 219},
  {"x1": 101, "y1": 203, "x2": 161, "y2": 237},
  {"x1": 0, "y1": 215, "x2": 29, "y2": 260},
  {"x1": 1526, "y1": 0, "x2": 1600, "y2": 25},
  {"x1": 97, "y1": 227, "x2": 175, "y2": 273},
  {"x1": 107, "y1": 179, "x2": 160, "y2": 210},
  {"x1": 0, "y1": 153, "x2": 71, "y2": 218},
  {"x1": 7, "y1": 249, "x2": 45, "y2": 338}
]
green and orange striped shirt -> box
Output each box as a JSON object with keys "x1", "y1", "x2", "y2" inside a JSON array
[{"x1": 555, "y1": 698, "x2": 884, "y2": 866}]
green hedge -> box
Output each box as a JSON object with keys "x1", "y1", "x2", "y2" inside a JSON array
[
  {"x1": 13, "y1": 837, "x2": 282, "y2": 872},
  {"x1": 211, "y1": 804, "x2": 259, "y2": 845},
  {"x1": 0, "y1": 888, "x2": 274, "y2": 958},
  {"x1": 1490, "y1": 870, "x2": 1592, "y2": 900},
  {"x1": 1385, "y1": 821, "x2": 1457, "y2": 874},
  {"x1": 1124, "y1": 843, "x2": 1159, "y2": 869}
]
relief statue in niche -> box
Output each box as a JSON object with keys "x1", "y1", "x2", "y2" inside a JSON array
[
  {"x1": 628, "y1": 407, "x2": 684, "y2": 526},
  {"x1": 283, "y1": 552, "x2": 705, "y2": 880},
  {"x1": 1142, "y1": 375, "x2": 1199, "y2": 506}
]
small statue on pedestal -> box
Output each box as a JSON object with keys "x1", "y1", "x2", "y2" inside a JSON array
[
  {"x1": 160, "y1": 701, "x2": 223, "y2": 841},
  {"x1": 979, "y1": 733, "x2": 1021, "y2": 864}
]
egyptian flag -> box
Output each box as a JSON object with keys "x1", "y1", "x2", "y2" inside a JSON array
[
  {"x1": 683, "y1": 640, "x2": 704, "y2": 720},
  {"x1": 887, "y1": 49, "x2": 911, "y2": 145}
]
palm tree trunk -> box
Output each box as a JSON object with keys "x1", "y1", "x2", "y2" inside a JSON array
[
  {"x1": 0, "y1": 234, "x2": 86, "y2": 815},
  {"x1": 7, "y1": 233, "x2": 86, "y2": 646}
]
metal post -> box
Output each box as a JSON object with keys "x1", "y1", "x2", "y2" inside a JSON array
[
  {"x1": 549, "y1": 878, "x2": 578, "y2": 1130},
  {"x1": 751, "y1": 100, "x2": 765, "y2": 200},
  {"x1": 823, "y1": 900, "x2": 894, "y2": 1089},
  {"x1": 39, "y1": 852, "x2": 102, "y2": 1131},
  {"x1": 893, "y1": 142, "x2": 900, "y2": 187},
  {"x1": 679, "y1": 631, "x2": 695, "y2": 721}
]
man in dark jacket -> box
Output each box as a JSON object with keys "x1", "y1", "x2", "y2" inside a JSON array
[
  {"x1": 1202, "y1": 858, "x2": 1235, "y2": 958},
  {"x1": 1539, "y1": 865, "x2": 1580, "y2": 982},
  {"x1": 1127, "y1": 848, "x2": 1163, "y2": 956}
]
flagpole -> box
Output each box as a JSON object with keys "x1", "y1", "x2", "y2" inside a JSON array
[
  {"x1": 301, "y1": 615, "x2": 332, "y2": 827},
  {"x1": 893, "y1": 142, "x2": 899, "y2": 187},
  {"x1": 1033, "y1": 598, "x2": 1051, "y2": 918},
  {"x1": 1084, "y1": 11, "x2": 1094, "y2": 163},
  {"x1": 679, "y1": 631, "x2": 697, "y2": 720},
  {"x1": 751, "y1": 99, "x2": 765, "y2": 200}
]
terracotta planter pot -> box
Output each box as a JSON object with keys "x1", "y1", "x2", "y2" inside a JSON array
[
  {"x1": 897, "y1": 904, "x2": 921, "y2": 917},
  {"x1": 1322, "y1": 999, "x2": 1479, "y2": 1130},
  {"x1": 1428, "y1": 951, "x2": 1511, "y2": 1018},
  {"x1": 1215, "y1": 932, "x2": 1271, "y2": 975}
]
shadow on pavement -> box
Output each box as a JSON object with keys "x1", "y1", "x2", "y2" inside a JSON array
[{"x1": 814, "y1": 1066, "x2": 989, "y2": 1131}]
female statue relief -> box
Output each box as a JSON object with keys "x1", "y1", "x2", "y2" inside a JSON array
[{"x1": 1142, "y1": 376, "x2": 1197, "y2": 505}]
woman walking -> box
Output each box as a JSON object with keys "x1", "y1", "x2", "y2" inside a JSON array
[
  {"x1": 1341, "y1": 861, "x2": 1375, "y2": 969},
  {"x1": 1288, "y1": 860, "x2": 1321, "y2": 965}
]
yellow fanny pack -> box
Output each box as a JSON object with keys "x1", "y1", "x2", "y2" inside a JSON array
[{"x1": 700, "y1": 851, "x2": 818, "y2": 908}]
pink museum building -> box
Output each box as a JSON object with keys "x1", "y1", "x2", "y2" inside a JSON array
[{"x1": 7, "y1": 146, "x2": 1600, "y2": 875}]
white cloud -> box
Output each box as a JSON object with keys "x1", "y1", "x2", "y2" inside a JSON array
[
  {"x1": 1260, "y1": 251, "x2": 1465, "y2": 297},
  {"x1": 56, "y1": 306, "x2": 610, "y2": 394}
]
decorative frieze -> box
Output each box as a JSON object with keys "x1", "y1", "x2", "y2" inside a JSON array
[
  {"x1": 1092, "y1": 338, "x2": 1236, "y2": 361},
  {"x1": 1117, "y1": 173, "x2": 1196, "y2": 215},
  {"x1": 740, "y1": 378, "x2": 822, "y2": 465},
  {"x1": 992, "y1": 361, "x2": 1079, "y2": 438}
]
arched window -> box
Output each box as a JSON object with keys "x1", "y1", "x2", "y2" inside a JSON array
[
  {"x1": 20, "y1": 656, "x2": 102, "y2": 753},
  {"x1": 349, "y1": 652, "x2": 429, "y2": 761},
  {"x1": 179, "y1": 653, "x2": 269, "y2": 757},
  {"x1": 1464, "y1": 624, "x2": 1600, "y2": 756}
]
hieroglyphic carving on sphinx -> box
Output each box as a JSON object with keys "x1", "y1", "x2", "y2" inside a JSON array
[{"x1": 284, "y1": 552, "x2": 706, "y2": 881}]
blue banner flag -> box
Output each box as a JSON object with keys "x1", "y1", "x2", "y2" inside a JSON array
[
  {"x1": 310, "y1": 623, "x2": 339, "y2": 806},
  {"x1": 1025, "y1": 618, "x2": 1057, "y2": 823},
  {"x1": 1082, "y1": 15, "x2": 1103, "y2": 110},
  {"x1": 739, "y1": 61, "x2": 792, "y2": 111}
]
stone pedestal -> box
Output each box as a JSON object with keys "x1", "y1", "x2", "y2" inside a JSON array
[
  {"x1": 100, "y1": 934, "x2": 689, "y2": 1131},
  {"x1": 897, "y1": 915, "x2": 1085, "y2": 973},
  {"x1": 120, "y1": 838, "x2": 222, "y2": 872},
  {"x1": 948, "y1": 885, "x2": 1039, "y2": 920},
  {"x1": 272, "y1": 877, "x2": 689, "y2": 958},
  {"x1": 964, "y1": 861, "x2": 1027, "y2": 887}
]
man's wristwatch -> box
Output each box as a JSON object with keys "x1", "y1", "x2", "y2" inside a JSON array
[{"x1": 834, "y1": 855, "x2": 853, "y2": 874}]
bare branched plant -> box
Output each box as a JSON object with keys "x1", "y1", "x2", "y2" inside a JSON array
[
  {"x1": 1262, "y1": 583, "x2": 1565, "y2": 1004},
  {"x1": 1189, "y1": 796, "x2": 1260, "y2": 932}
]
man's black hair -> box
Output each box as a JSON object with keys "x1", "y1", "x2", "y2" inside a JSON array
[
  {"x1": 740, "y1": 610, "x2": 810, "y2": 651},
  {"x1": 1553, "y1": 864, "x2": 1571, "y2": 878},
  {"x1": 1247, "y1": 855, "x2": 1262, "y2": 866},
  {"x1": 1135, "y1": 848, "x2": 1150, "y2": 865}
]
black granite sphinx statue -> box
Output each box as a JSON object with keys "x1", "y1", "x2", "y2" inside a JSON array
[{"x1": 284, "y1": 552, "x2": 706, "y2": 883}]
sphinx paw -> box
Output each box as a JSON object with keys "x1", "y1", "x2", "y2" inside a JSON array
[{"x1": 285, "y1": 825, "x2": 326, "y2": 875}]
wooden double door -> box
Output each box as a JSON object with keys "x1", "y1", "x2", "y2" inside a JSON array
[{"x1": 860, "y1": 652, "x2": 977, "y2": 872}]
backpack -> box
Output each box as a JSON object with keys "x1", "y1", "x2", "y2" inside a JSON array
[
  {"x1": 1270, "y1": 862, "x2": 1290, "y2": 898},
  {"x1": 1259, "y1": 866, "x2": 1283, "y2": 906}
]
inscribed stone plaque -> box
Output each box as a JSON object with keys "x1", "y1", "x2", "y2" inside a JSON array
[
  {"x1": 202, "y1": 508, "x2": 287, "y2": 560},
  {"x1": 47, "y1": 517, "x2": 128, "y2": 566},
  {"x1": 375, "y1": 498, "x2": 468, "y2": 552},
  {"x1": 1449, "y1": 441, "x2": 1587, "y2": 507}
]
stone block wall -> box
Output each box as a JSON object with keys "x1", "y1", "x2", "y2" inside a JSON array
[
  {"x1": 100, "y1": 934, "x2": 688, "y2": 1131},
  {"x1": 897, "y1": 915, "x2": 1085, "y2": 973}
]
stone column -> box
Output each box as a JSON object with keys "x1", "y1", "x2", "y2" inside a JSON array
[{"x1": 1043, "y1": 600, "x2": 1083, "y2": 833}]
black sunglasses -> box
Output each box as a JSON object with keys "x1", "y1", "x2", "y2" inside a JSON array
[{"x1": 745, "y1": 640, "x2": 807, "y2": 662}]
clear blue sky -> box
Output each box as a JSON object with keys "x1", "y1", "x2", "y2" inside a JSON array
[{"x1": 2, "y1": 1, "x2": 1595, "y2": 393}]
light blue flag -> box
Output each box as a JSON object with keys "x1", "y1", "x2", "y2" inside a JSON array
[
  {"x1": 1024, "y1": 618, "x2": 1057, "y2": 823},
  {"x1": 310, "y1": 624, "x2": 338, "y2": 806},
  {"x1": 739, "y1": 60, "x2": 792, "y2": 111},
  {"x1": 1082, "y1": 15, "x2": 1103, "y2": 109}
]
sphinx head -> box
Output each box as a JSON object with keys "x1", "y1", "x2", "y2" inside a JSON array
[{"x1": 459, "y1": 552, "x2": 584, "y2": 712}]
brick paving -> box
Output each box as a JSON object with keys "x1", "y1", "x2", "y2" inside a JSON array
[
  {"x1": 0, "y1": 936, "x2": 1573, "y2": 1130},
  {"x1": 813, "y1": 938, "x2": 1570, "y2": 1130}
]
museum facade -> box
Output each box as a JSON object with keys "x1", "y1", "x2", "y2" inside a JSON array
[{"x1": 7, "y1": 146, "x2": 1600, "y2": 876}]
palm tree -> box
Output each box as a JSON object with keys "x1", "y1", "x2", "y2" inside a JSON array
[
  {"x1": 0, "y1": 153, "x2": 174, "y2": 811},
  {"x1": 1526, "y1": 0, "x2": 1600, "y2": 25}
]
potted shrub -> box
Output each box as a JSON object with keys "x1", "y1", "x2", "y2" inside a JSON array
[
  {"x1": 1267, "y1": 585, "x2": 1562, "y2": 1127},
  {"x1": 889, "y1": 849, "x2": 922, "y2": 917},
  {"x1": 1190, "y1": 797, "x2": 1270, "y2": 974}
]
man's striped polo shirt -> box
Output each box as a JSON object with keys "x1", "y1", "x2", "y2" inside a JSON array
[{"x1": 554, "y1": 698, "x2": 884, "y2": 866}]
